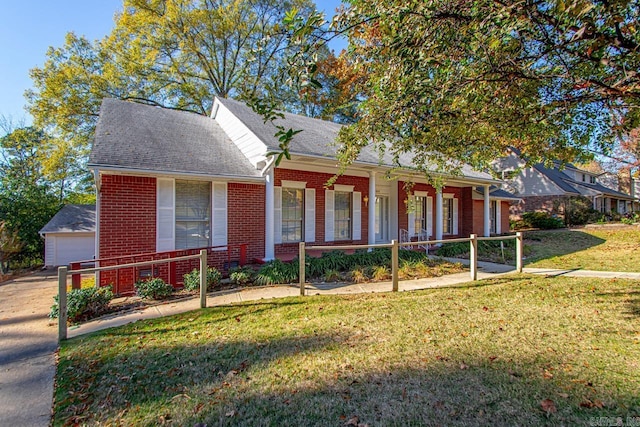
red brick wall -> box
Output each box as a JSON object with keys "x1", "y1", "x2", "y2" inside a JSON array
[
  {"x1": 460, "y1": 187, "x2": 474, "y2": 236},
  {"x1": 274, "y1": 168, "x2": 369, "y2": 256},
  {"x1": 472, "y1": 200, "x2": 486, "y2": 235},
  {"x1": 501, "y1": 201, "x2": 511, "y2": 233},
  {"x1": 228, "y1": 182, "x2": 265, "y2": 262},
  {"x1": 98, "y1": 174, "x2": 157, "y2": 291},
  {"x1": 100, "y1": 175, "x2": 156, "y2": 258}
]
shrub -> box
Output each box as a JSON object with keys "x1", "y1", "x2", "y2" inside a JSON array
[
  {"x1": 520, "y1": 211, "x2": 564, "y2": 229},
  {"x1": 371, "y1": 265, "x2": 391, "y2": 281},
  {"x1": 229, "y1": 266, "x2": 254, "y2": 285},
  {"x1": 348, "y1": 266, "x2": 369, "y2": 283},
  {"x1": 135, "y1": 277, "x2": 174, "y2": 300},
  {"x1": 254, "y1": 259, "x2": 298, "y2": 286},
  {"x1": 323, "y1": 269, "x2": 342, "y2": 282},
  {"x1": 435, "y1": 242, "x2": 469, "y2": 257},
  {"x1": 49, "y1": 285, "x2": 114, "y2": 323},
  {"x1": 182, "y1": 267, "x2": 222, "y2": 292}
]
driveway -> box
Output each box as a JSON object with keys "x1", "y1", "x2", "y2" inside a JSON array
[{"x1": 0, "y1": 269, "x2": 59, "y2": 427}]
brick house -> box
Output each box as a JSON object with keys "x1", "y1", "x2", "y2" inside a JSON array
[
  {"x1": 494, "y1": 148, "x2": 638, "y2": 218},
  {"x1": 88, "y1": 97, "x2": 515, "y2": 288}
]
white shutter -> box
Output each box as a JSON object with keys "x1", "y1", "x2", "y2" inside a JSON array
[
  {"x1": 407, "y1": 197, "x2": 415, "y2": 237},
  {"x1": 304, "y1": 188, "x2": 315, "y2": 242},
  {"x1": 274, "y1": 187, "x2": 282, "y2": 244},
  {"x1": 157, "y1": 178, "x2": 175, "y2": 252},
  {"x1": 495, "y1": 201, "x2": 502, "y2": 234},
  {"x1": 452, "y1": 198, "x2": 459, "y2": 235},
  {"x1": 352, "y1": 191, "x2": 361, "y2": 241},
  {"x1": 212, "y1": 183, "x2": 227, "y2": 246},
  {"x1": 325, "y1": 190, "x2": 335, "y2": 242},
  {"x1": 426, "y1": 196, "x2": 433, "y2": 237}
]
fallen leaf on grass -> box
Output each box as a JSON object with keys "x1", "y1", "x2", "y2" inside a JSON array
[
  {"x1": 460, "y1": 363, "x2": 469, "y2": 370},
  {"x1": 541, "y1": 399, "x2": 557, "y2": 414},
  {"x1": 345, "y1": 415, "x2": 360, "y2": 426},
  {"x1": 580, "y1": 399, "x2": 604, "y2": 409},
  {"x1": 226, "y1": 410, "x2": 236, "y2": 417}
]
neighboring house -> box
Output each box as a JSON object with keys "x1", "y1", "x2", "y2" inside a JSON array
[
  {"x1": 495, "y1": 148, "x2": 638, "y2": 217},
  {"x1": 40, "y1": 204, "x2": 96, "y2": 267},
  {"x1": 88, "y1": 98, "x2": 516, "y2": 287}
]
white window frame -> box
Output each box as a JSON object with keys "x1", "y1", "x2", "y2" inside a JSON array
[
  {"x1": 275, "y1": 181, "x2": 315, "y2": 244},
  {"x1": 325, "y1": 186, "x2": 361, "y2": 242}
]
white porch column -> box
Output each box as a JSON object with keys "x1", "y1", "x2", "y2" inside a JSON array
[
  {"x1": 390, "y1": 179, "x2": 399, "y2": 240},
  {"x1": 483, "y1": 185, "x2": 491, "y2": 237},
  {"x1": 264, "y1": 168, "x2": 275, "y2": 260},
  {"x1": 435, "y1": 189, "x2": 443, "y2": 241},
  {"x1": 368, "y1": 171, "x2": 376, "y2": 246}
]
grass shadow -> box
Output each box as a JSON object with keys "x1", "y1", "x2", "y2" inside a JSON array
[{"x1": 522, "y1": 230, "x2": 606, "y2": 265}]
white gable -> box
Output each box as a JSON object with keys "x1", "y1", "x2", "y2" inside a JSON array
[{"x1": 211, "y1": 98, "x2": 267, "y2": 169}]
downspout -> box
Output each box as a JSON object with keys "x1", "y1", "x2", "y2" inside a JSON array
[
  {"x1": 262, "y1": 156, "x2": 277, "y2": 261},
  {"x1": 93, "y1": 168, "x2": 101, "y2": 285}
]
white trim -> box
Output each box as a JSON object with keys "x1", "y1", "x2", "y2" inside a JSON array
[
  {"x1": 426, "y1": 196, "x2": 433, "y2": 236},
  {"x1": 281, "y1": 180, "x2": 307, "y2": 189},
  {"x1": 452, "y1": 198, "x2": 459, "y2": 235},
  {"x1": 353, "y1": 191, "x2": 362, "y2": 241},
  {"x1": 414, "y1": 190, "x2": 430, "y2": 198},
  {"x1": 212, "y1": 182, "x2": 228, "y2": 246},
  {"x1": 274, "y1": 187, "x2": 282, "y2": 244},
  {"x1": 156, "y1": 178, "x2": 175, "y2": 252},
  {"x1": 90, "y1": 165, "x2": 263, "y2": 183},
  {"x1": 495, "y1": 201, "x2": 502, "y2": 234},
  {"x1": 304, "y1": 188, "x2": 316, "y2": 242},
  {"x1": 333, "y1": 184, "x2": 355, "y2": 192},
  {"x1": 325, "y1": 190, "x2": 335, "y2": 242},
  {"x1": 443, "y1": 193, "x2": 455, "y2": 199}
]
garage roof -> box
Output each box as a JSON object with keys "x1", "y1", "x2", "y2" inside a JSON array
[{"x1": 40, "y1": 205, "x2": 96, "y2": 234}]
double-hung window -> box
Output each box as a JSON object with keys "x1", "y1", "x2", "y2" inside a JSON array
[
  {"x1": 282, "y1": 188, "x2": 304, "y2": 242},
  {"x1": 414, "y1": 196, "x2": 427, "y2": 233},
  {"x1": 175, "y1": 180, "x2": 211, "y2": 249},
  {"x1": 443, "y1": 197, "x2": 454, "y2": 234},
  {"x1": 325, "y1": 185, "x2": 361, "y2": 242},
  {"x1": 334, "y1": 191, "x2": 352, "y2": 240},
  {"x1": 275, "y1": 182, "x2": 315, "y2": 244}
]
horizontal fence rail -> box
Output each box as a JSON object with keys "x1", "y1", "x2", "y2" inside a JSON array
[
  {"x1": 298, "y1": 232, "x2": 523, "y2": 295},
  {"x1": 68, "y1": 244, "x2": 248, "y2": 294}
]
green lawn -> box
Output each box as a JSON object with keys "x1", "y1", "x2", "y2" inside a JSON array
[
  {"x1": 54, "y1": 275, "x2": 640, "y2": 426},
  {"x1": 524, "y1": 227, "x2": 640, "y2": 272}
]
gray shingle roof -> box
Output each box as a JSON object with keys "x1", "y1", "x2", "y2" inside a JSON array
[
  {"x1": 533, "y1": 164, "x2": 582, "y2": 194},
  {"x1": 475, "y1": 186, "x2": 521, "y2": 200},
  {"x1": 89, "y1": 99, "x2": 260, "y2": 179},
  {"x1": 216, "y1": 97, "x2": 495, "y2": 181},
  {"x1": 40, "y1": 205, "x2": 96, "y2": 234},
  {"x1": 533, "y1": 163, "x2": 634, "y2": 199}
]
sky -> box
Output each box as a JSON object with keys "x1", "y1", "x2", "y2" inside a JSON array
[{"x1": 0, "y1": 0, "x2": 345, "y2": 132}]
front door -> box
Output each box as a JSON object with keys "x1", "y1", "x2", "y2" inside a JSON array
[{"x1": 375, "y1": 196, "x2": 390, "y2": 242}]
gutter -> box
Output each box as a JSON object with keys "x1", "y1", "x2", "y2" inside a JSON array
[{"x1": 88, "y1": 164, "x2": 265, "y2": 183}]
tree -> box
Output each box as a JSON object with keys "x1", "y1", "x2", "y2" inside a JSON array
[
  {"x1": 27, "y1": 0, "x2": 316, "y2": 153},
  {"x1": 0, "y1": 127, "x2": 64, "y2": 259},
  {"x1": 0, "y1": 221, "x2": 23, "y2": 274},
  {"x1": 277, "y1": 0, "x2": 640, "y2": 177}
]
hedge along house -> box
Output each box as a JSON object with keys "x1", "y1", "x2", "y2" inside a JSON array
[{"x1": 88, "y1": 98, "x2": 514, "y2": 290}]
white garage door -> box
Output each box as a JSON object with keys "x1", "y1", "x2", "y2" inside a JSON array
[{"x1": 48, "y1": 233, "x2": 96, "y2": 266}]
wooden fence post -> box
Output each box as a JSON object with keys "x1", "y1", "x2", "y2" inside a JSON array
[
  {"x1": 200, "y1": 249, "x2": 207, "y2": 308},
  {"x1": 58, "y1": 266, "x2": 68, "y2": 342},
  {"x1": 516, "y1": 232, "x2": 523, "y2": 273},
  {"x1": 469, "y1": 234, "x2": 478, "y2": 281},
  {"x1": 299, "y1": 242, "x2": 305, "y2": 296},
  {"x1": 392, "y1": 239, "x2": 399, "y2": 291}
]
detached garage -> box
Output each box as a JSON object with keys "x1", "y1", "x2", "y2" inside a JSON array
[{"x1": 40, "y1": 204, "x2": 96, "y2": 267}]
